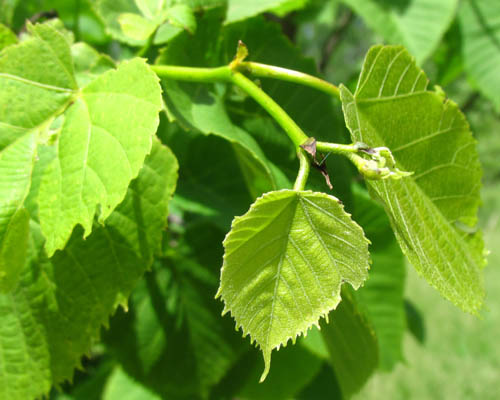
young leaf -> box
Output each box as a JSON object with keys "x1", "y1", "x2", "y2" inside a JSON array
[
  {"x1": 94, "y1": 0, "x2": 198, "y2": 45},
  {"x1": 340, "y1": 45, "x2": 485, "y2": 313},
  {"x1": 38, "y1": 58, "x2": 162, "y2": 256},
  {"x1": 459, "y1": 0, "x2": 500, "y2": 111},
  {"x1": 0, "y1": 139, "x2": 178, "y2": 400},
  {"x1": 342, "y1": 0, "x2": 458, "y2": 64},
  {"x1": 217, "y1": 189, "x2": 370, "y2": 381}
]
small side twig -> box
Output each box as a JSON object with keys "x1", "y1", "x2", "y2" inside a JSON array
[{"x1": 319, "y1": 10, "x2": 354, "y2": 72}]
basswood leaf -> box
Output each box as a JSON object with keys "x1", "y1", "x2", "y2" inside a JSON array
[
  {"x1": 0, "y1": 23, "x2": 17, "y2": 50},
  {"x1": 94, "y1": 0, "x2": 198, "y2": 45},
  {"x1": 0, "y1": 22, "x2": 76, "y2": 290},
  {"x1": 341, "y1": 45, "x2": 485, "y2": 313},
  {"x1": 38, "y1": 58, "x2": 162, "y2": 256},
  {"x1": 104, "y1": 222, "x2": 246, "y2": 399},
  {"x1": 237, "y1": 343, "x2": 323, "y2": 400},
  {"x1": 217, "y1": 190, "x2": 370, "y2": 381},
  {"x1": 0, "y1": 0, "x2": 20, "y2": 25},
  {"x1": 320, "y1": 290, "x2": 379, "y2": 398},
  {"x1": 459, "y1": 0, "x2": 500, "y2": 111},
  {"x1": 341, "y1": 0, "x2": 457, "y2": 64},
  {"x1": 0, "y1": 139, "x2": 178, "y2": 400},
  {"x1": 352, "y1": 186, "x2": 406, "y2": 370},
  {"x1": 225, "y1": 0, "x2": 304, "y2": 24}
]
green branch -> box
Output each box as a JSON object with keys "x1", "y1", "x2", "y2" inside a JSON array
[
  {"x1": 230, "y1": 72, "x2": 309, "y2": 148},
  {"x1": 293, "y1": 148, "x2": 311, "y2": 191},
  {"x1": 239, "y1": 62, "x2": 340, "y2": 99}
]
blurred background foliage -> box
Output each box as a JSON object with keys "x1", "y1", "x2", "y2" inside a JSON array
[{"x1": 1, "y1": 0, "x2": 498, "y2": 398}]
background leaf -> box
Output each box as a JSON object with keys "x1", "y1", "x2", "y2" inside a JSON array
[
  {"x1": 352, "y1": 186, "x2": 406, "y2": 370},
  {"x1": 341, "y1": 0, "x2": 458, "y2": 64},
  {"x1": 320, "y1": 290, "x2": 379, "y2": 398},
  {"x1": 459, "y1": 0, "x2": 500, "y2": 111},
  {"x1": 0, "y1": 139, "x2": 178, "y2": 400},
  {"x1": 217, "y1": 189, "x2": 370, "y2": 380},
  {"x1": 103, "y1": 221, "x2": 247, "y2": 400},
  {"x1": 225, "y1": 0, "x2": 305, "y2": 24},
  {"x1": 341, "y1": 45, "x2": 485, "y2": 313}
]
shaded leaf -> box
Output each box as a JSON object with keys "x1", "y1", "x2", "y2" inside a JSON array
[
  {"x1": 320, "y1": 290, "x2": 379, "y2": 398},
  {"x1": 104, "y1": 223, "x2": 246, "y2": 400},
  {"x1": 225, "y1": 0, "x2": 304, "y2": 24},
  {"x1": 0, "y1": 139, "x2": 178, "y2": 400},
  {"x1": 352, "y1": 186, "x2": 406, "y2": 370},
  {"x1": 459, "y1": 0, "x2": 500, "y2": 111},
  {"x1": 340, "y1": 45, "x2": 485, "y2": 313},
  {"x1": 341, "y1": 0, "x2": 458, "y2": 63},
  {"x1": 217, "y1": 189, "x2": 370, "y2": 381},
  {"x1": 103, "y1": 367, "x2": 161, "y2": 400},
  {"x1": 237, "y1": 344, "x2": 323, "y2": 400}
]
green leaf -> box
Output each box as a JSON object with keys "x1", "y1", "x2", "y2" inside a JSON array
[
  {"x1": 71, "y1": 42, "x2": 115, "y2": 87},
  {"x1": 226, "y1": 0, "x2": 304, "y2": 23},
  {"x1": 94, "y1": 0, "x2": 198, "y2": 45},
  {"x1": 0, "y1": 23, "x2": 17, "y2": 50},
  {"x1": 38, "y1": 58, "x2": 162, "y2": 256},
  {"x1": 0, "y1": 0, "x2": 19, "y2": 25},
  {"x1": 104, "y1": 223, "x2": 246, "y2": 399},
  {"x1": 165, "y1": 4, "x2": 197, "y2": 34},
  {"x1": 237, "y1": 344, "x2": 323, "y2": 400},
  {"x1": 340, "y1": 45, "x2": 485, "y2": 313},
  {"x1": 103, "y1": 367, "x2": 161, "y2": 400},
  {"x1": 168, "y1": 132, "x2": 257, "y2": 229},
  {"x1": 118, "y1": 12, "x2": 158, "y2": 41},
  {"x1": 0, "y1": 22, "x2": 76, "y2": 149},
  {"x1": 217, "y1": 189, "x2": 370, "y2": 381},
  {"x1": 352, "y1": 186, "x2": 406, "y2": 370},
  {"x1": 0, "y1": 139, "x2": 178, "y2": 400},
  {"x1": 0, "y1": 22, "x2": 76, "y2": 290},
  {"x1": 320, "y1": 290, "x2": 379, "y2": 398},
  {"x1": 341, "y1": 0, "x2": 458, "y2": 63},
  {"x1": 459, "y1": 0, "x2": 500, "y2": 110}
]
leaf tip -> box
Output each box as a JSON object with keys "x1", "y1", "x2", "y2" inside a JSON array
[{"x1": 259, "y1": 351, "x2": 271, "y2": 383}]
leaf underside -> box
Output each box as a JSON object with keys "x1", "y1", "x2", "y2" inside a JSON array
[
  {"x1": 217, "y1": 189, "x2": 370, "y2": 381},
  {"x1": 341, "y1": 45, "x2": 485, "y2": 313}
]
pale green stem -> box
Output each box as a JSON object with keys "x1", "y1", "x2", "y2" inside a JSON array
[
  {"x1": 315, "y1": 141, "x2": 360, "y2": 155},
  {"x1": 239, "y1": 61, "x2": 340, "y2": 99},
  {"x1": 151, "y1": 65, "x2": 233, "y2": 83},
  {"x1": 230, "y1": 72, "x2": 309, "y2": 148},
  {"x1": 293, "y1": 148, "x2": 311, "y2": 191}
]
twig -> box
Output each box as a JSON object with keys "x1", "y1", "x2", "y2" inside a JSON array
[{"x1": 319, "y1": 10, "x2": 354, "y2": 72}]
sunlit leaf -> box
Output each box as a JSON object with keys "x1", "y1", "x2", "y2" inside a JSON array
[
  {"x1": 217, "y1": 189, "x2": 370, "y2": 381},
  {"x1": 341, "y1": 45, "x2": 485, "y2": 313}
]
